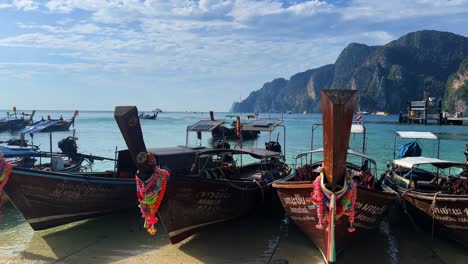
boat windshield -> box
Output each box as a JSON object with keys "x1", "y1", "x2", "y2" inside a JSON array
[
  {"x1": 294, "y1": 148, "x2": 377, "y2": 177},
  {"x1": 190, "y1": 148, "x2": 288, "y2": 181}
]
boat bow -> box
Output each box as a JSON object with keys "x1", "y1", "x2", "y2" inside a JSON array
[
  {"x1": 114, "y1": 106, "x2": 153, "y2": 181},
  {"x1": 321, "y1": 90, "x2": 358, "y2": 190}
]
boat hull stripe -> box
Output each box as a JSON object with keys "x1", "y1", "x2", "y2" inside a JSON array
[
  {"x1": 12, "y1": 169, "x2": 134, "y2": 185},
  {"x1": 27, "y1": 210, "x2": 111, "y2": 224}
]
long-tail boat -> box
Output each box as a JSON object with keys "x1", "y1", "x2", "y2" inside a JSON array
[
  {"x1": 0, "y1": 109, "x2": 36, "y2": 132},
  {"x1": 384, "y1": 131, "x2": 468, "y2": 245},
  {"x1": 0, "y1": 135, "x2": 87, "y2": 171},
  {"x1": 273, "y1": 90, "x2": 397, "y2": 263},
  {"x1": 139, "y1": 112, "x2": 158, "y2": 120},
  {"x1": 18, "y1": 111, "x2": 78, "y2": 133},
  {"x1": 114, "y1": 106, "x2": 292, "y2": 243},
  {"x1": 0, "y1": 130, "x2": 137, "y2": 230},
  {"x1": 2, "y1": 137, "x2": 135, "y2": 230},
  {"x1": 3, "y1": 166, "x2": 135, "y2": 230}
]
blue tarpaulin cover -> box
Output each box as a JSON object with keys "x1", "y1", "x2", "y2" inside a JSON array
[
  {"x1": 0, "y1": 146, "x2": 41, "y2": 158},
  {"x1": 17, "y1": 120, "x2": 60, "y2": 134},
  {"x1": 397, "y1": 141, "x2": 422, "y2": 159}
]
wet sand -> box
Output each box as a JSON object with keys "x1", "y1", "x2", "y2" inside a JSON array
[{"x1": 1, "y1": 203, "x2": 467, "y2": 264}]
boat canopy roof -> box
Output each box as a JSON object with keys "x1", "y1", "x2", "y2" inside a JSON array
[
  {"x1": 0, "y1": 146, "x2": 41, "y2": 158},
  {"x1": 295, "y1": 147, "x2": 376, "y2": 164},
  {"x1": 396, "y1": 131, "x2": 438, "y2": 140},
  {"x1": 241, "y1": 119, "x2": 283, "y2": 132},
  {"x1": 147, "y1": 146, "x2": 208, "y2": 157},
  {"x1": 187, "y1": 120, "x2": 224, "y2": 132},
  {"x1": 17, "y1": 120, "x2": 60, "y2": 134},
  {"x1": 393, "y1": 156, "x2": 463, "y2": 169},
  {"x1": 196, "y1": 148, "x2": 281, "y2": 159},
  {"x1": 351, "y1": 123, "x2": 365, "y2": 134}
]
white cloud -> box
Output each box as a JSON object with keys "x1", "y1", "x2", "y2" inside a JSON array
[
  {"x1": 45, "y1": 0, "x2": 107, "y2": 13},
  {"x1": 13, "y1": 0, "x2": 39, "y2": 11},
  {"x1": 0, "y1": 0, "x2": 466, "y2": 110},
  {"x1": 17, "y1": 22, "x2": 102, "y2": 34},
  {"x1": 359, "y1": 31, "x2": 395, "y2": 45},
  {"x1": 342, "y1": 0, "x2": 468, "y2": 21},
  {"x1": 286, "y1": 0, "x2": 334, "y2": 15},
  {"x1": 42, "y1": 0, "x2": 335, "y2": 23},
  {"x1": 0, "y1": 3, "x2": 12, "y2": 9},
  {"x1": 2, "y1": 0, "x2": 463, "y2": 81},
  {"x1": 226, "y1": 0, "x2": 334, "y2": 21}
]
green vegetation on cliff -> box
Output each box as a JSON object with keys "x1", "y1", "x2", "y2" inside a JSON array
[{"x1": 231, "y1": 64, "x2": 334, "y2": 113}]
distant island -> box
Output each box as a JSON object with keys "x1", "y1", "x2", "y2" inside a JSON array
[{"x1": 231, "y1": 30, "x2": 468, "y2": 114}]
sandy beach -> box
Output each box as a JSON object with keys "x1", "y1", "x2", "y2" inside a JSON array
[{"x1": 1, "y1": 203, "x2": 466, "y2": 264}]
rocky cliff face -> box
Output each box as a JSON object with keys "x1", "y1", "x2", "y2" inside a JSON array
[
  {"x1": 232, "y1": 30, "x2": 468, "y2": 113},
  {"x1": 444, "y1": 58, "x2": 468, "y2": 114},
  {"x1": 231, "y1": 64, "x2": 334, "y2": 112}
]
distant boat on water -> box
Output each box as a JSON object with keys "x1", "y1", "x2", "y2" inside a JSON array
[
  {"x1": 139, "y1": 112, "x2": 158, "y2": 120},
  {"x1": 375, "y1": 111, "x2": 390, "y2": 116},
  {"x1": 287, "y1": 111, "x2": 293, "y2": 114},
  {"x1": 357, "y1": 104, "x2": 369, "y2": 115},
  {"x1": 247, "y1": 113, "x2": 258, "y2": 120},
  {"x1": 18, "y1": 111, "x2": 78, "y2": 133},
  {"x1": 0, "y1": 108, "x2": 36, "y2": 132}
]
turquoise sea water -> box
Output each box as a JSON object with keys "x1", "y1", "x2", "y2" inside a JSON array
[
  {"x1": 1, "y1": 110, "x2": 466, "y2": 172},
  {"x1": 0, "y1": 110, "x2": 467, "y2": 263}
]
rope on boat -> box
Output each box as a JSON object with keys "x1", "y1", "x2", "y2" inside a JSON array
[
  {"x1": 219, "y1": 177, "x2": 268, "y2": 207},
  {"x1": 399, "y1": 189, "x2": 418, "y2": 227},
  {"x1": 430, "y1": 191, "x2": 442, "y2": 240},
  {"x1": 253, "y1": 179, "x2": 265, "y2": 205},
  {"x1": 135, "y1": 152, "x2": 170, "y2": 235},
  {"x1": 0, "y1": 152, "x2": 13, "y2": 223},
  {"x1": 221, "y1": 178, "x2": 266, "y2": 192}
]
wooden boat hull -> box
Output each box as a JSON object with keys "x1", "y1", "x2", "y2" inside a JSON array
[
  {"x1": 159, "y1": 175, "x2": 282, "y2": 244},
  {"x1": 41, "y1": 120, "x2": 73, "y2": 132},
  {"x1": 140, "y1": 115, "x2": 157, "y2": 120},
  {"x1": 397, "y1": 187, "x2": 468, "y2": 245},
  {"x1": 0, "y1": 119, "x2": 30, "y2": 132},
  {"x1": 3, "y1": 168, "x2": 136, "y2": 230},
  {"x1": 273, "y1": 181, "x2": 397, "y2": 259}
]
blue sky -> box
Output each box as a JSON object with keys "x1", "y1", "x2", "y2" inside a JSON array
[{"x1": 0, "y1": 0, "x2": 467, "y2": 111}]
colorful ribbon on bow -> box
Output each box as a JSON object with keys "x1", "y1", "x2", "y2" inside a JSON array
[
  {"x1": 135, "y1": 152, "x2": 170, "y2": 235},
  {"x1": 310, "y1": 173, "x2": 357, "y2": 262}
]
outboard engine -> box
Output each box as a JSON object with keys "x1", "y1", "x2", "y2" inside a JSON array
[
  {"x1": 58, "y1": 136, "x2": 78, "y2": 157},
  {"x1": 265, "y1": 141, "x2": 282, "y2": 153},
  {"x1": 214, "y1": 140, "x2": 231, "y2": 149},
  {"x1": 266, "y1": 133, "x2": 282, "y2": 153}
]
